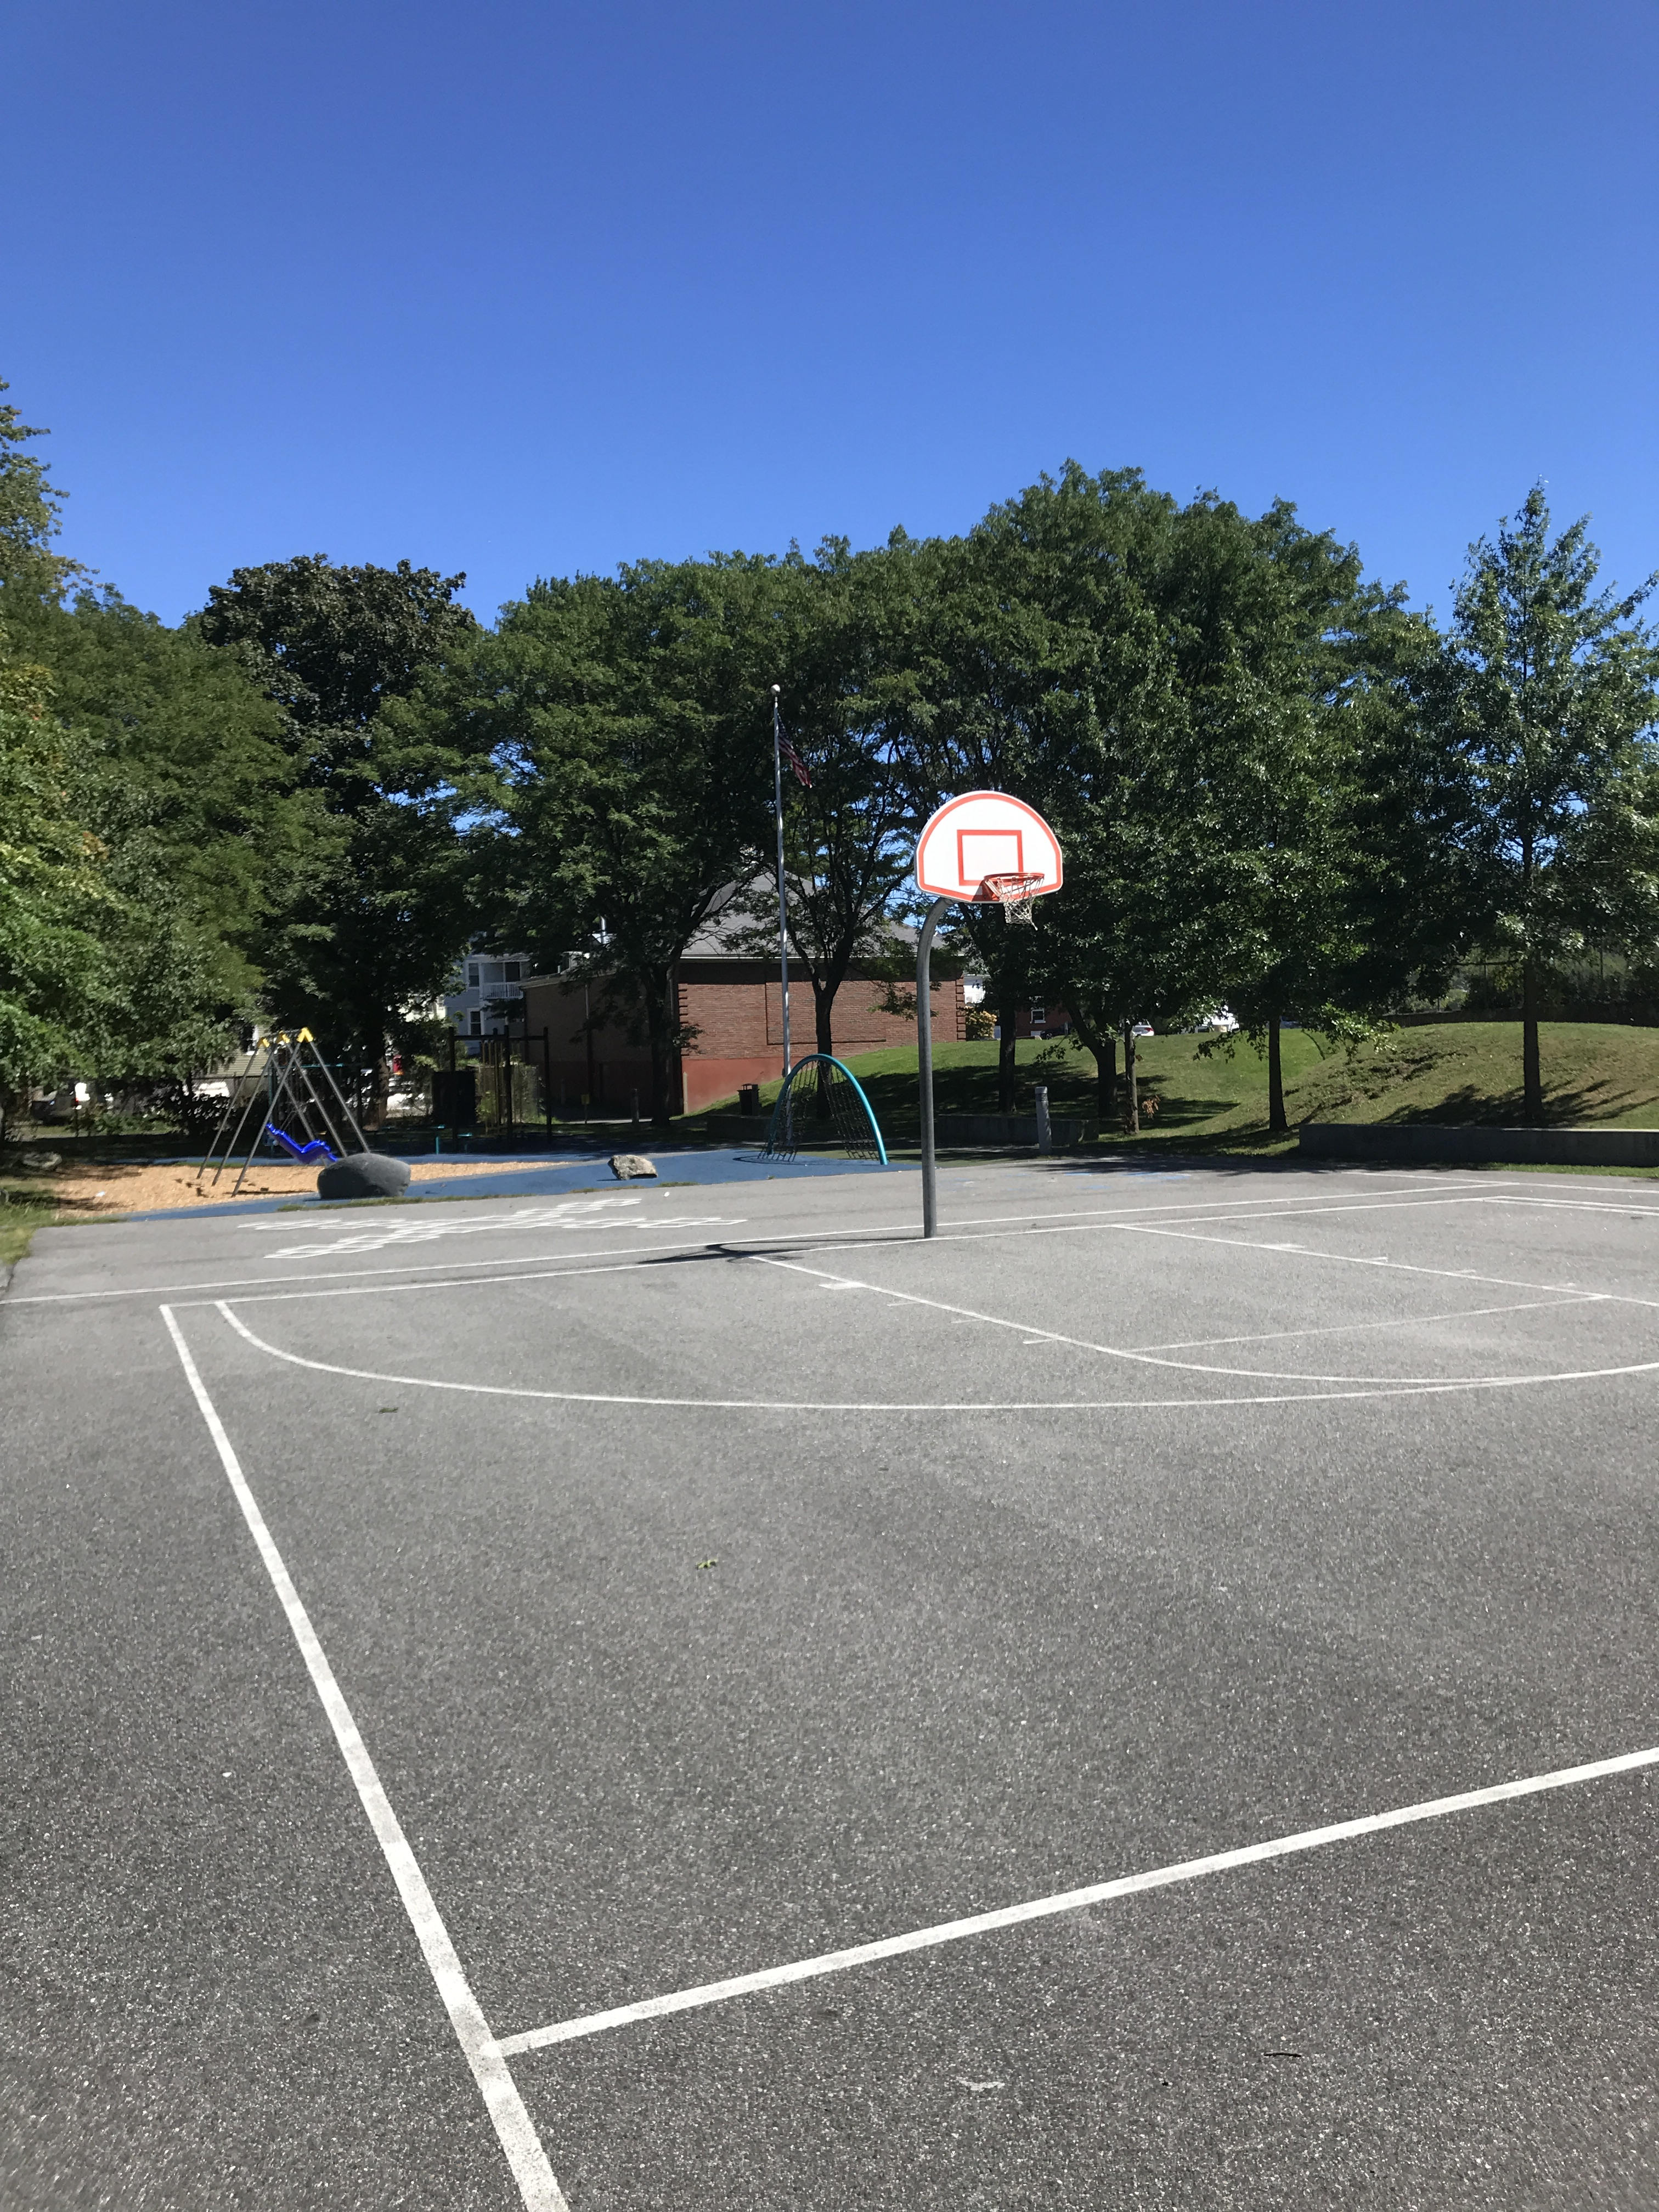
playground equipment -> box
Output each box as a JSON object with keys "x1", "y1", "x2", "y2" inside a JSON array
[
  {"x1": 759, "y1": 1053, "x2": 889, "y2": 1164},
  {"x1": 196, "y1": 1030, "x2": 370, "y2": 1198}
]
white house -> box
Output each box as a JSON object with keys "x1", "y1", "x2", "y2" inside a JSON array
[{"x1": 443, "y1": 951, "x2": 531, "y2": 1042}]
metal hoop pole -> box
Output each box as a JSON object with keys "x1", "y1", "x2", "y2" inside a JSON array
[
  {"x1": 916, "y1": 895, "x2": 950, "y2": 1238},
  {"x1": 771, "y1": 686, "x2": 792, "y2": 1088}
]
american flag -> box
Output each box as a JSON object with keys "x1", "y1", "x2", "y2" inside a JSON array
[{"x1": 779, "y1": 733, "x2": 812, "y2": 788}]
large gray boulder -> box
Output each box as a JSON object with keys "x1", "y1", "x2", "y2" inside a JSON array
[{"x1": 317, "y1": 1151, "x2": 413, "y2": 1200}]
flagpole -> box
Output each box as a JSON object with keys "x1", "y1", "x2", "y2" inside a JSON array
[{"x1": 770, "y1": 685, "x2": 792, "y2": 1104}]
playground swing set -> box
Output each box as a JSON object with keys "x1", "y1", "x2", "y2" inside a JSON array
[{"x1": 196, "y1": 1029, "x2": 370, "y2": 1198}]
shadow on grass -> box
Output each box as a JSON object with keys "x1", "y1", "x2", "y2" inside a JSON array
[{"x1": 1375, "y1": 1080, "x2": 1633, "y2": 1127}]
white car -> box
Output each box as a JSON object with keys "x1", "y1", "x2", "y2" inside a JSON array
[{"x1": 1197, "y1": 1006, "x2": 1239, "y2": 1034}]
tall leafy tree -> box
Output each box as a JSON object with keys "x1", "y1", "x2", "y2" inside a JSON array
[
  {"x1": 438, "y1": 554, "x2": 780, "y2": 1124},
  {"x1": 17, "y1": 588, "x2": 314, "y2": 1022},
  {"x1": 901, "y1": 505, "x2": 1110, "y2": 1110},
  {"x1": 732, "y1": 540, "x2": 922, "y2": 1063},
  {"x1": 1183, "y1": 501, "x2": 1396, "y2": 1132},
  {"x1": 198, "y1": 555, "x2": 482, "y2": 1119},
  {"x1": 0, "y1": 387, "x2": 102, "y2": 1114},
  {"x1": 1421, "y1": 490, "x2": 1659, "y2": 1120},
  {"x1": 0, "y1": 625, "x2": 109, "y2": 1124},
  {"x1": 911, "y1": 468, "x2": 1285, "y2": 1122},
  {"x1": 0, "y1": 380, "x2": 83, "y2": 608},
  {"x1": 3, "y1": 383, "x2": 327, "y2": 1116}
]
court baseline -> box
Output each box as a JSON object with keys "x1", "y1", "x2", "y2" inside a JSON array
[{"x1": 160, "y1": 1306, "x2": 571, "y2": 2212}]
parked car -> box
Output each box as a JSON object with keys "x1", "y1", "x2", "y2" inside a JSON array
[
  {"x1": 1197, "y1": 1006, "x2": 1239, "y2": 1034},
  {"x1": 36, "y1": 1082, "x2": 93, "y2": 1121},
  {"x1": 1131, "y1": 1021, "x2": 1154, "y2": 1037}
]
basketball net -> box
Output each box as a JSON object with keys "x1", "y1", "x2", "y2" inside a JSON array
[{"x1": 979, "y1": 871, "x2": 1043, "y2": 924}]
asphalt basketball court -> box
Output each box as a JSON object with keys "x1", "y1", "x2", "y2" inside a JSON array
[{"x1": 7, "y1": 1154, "x2": 1659, "y2": 2207}]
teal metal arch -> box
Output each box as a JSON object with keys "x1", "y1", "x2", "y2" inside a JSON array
[{"x1": 761, "y1": 1053, "x2": 889, "y2": 1164}]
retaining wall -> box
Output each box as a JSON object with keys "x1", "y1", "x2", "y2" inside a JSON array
[
  {"x1": 1299, "y1": 1122, "x2": 1659, "y2": 1167},
  {"x1": 935, "y1": 1113, "x2": 1098, "y2": 1148}
]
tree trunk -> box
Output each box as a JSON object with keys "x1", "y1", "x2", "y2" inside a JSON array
[
  {"x1": 814, "y1": 980, "x2": 836, "y2": 1063},
  {"x1": 646, "y1": 969, "x2": 674, "y2": 1128},
  {"x1": 1123, "y1": 1024, "x2": 1139, "y2": 1134},
  {"x1": 1087, "y1": 1025, "x2": 1116, "y2": 1119},
  {"x1": 1267, "y1": 1012, "x2": 1286, "y2": 1134},
  {"x1": 998, "y1": 991, "x2": 1018, "y2": 1112},
  {"x1": 366, "y1": 1045, "x2": 390, "y2": 1131},
  {"x1": 1522, "y1": 954, "x2": 1543, "y2": 1123}
]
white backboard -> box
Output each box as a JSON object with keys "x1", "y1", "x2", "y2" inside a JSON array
[{"x1": 913, "y1": 791, "x2": 1064, "y2": 901}]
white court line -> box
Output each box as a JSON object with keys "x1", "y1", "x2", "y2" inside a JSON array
[
  {"x1": 1104, "y1": 1216, "x2": 1659, "y2": 1315},
  {"x1": 497, "y1": 1740, "x2": 1659, "y2": 2056},
  {"x1": 754, "y1": 1256, "x2": 1655, "y2": 1387},
  {"x1": 178, "y1": 1184, "x2": 1659, "y2": 1320},
  {"x1": 8, "y1": 1234, "x2": 757, "y2": 1306},
  {"x1": 215, "y1": 1297, "x2": 1659, "y2": 1412},
  {"x1": 0, "y1": 1175, "x2": 1555, "y2": 1304},
  {"x1": 1130, "y1": 1293, "x2": 1606, "y2": 1354},
  {"x1": 15, "y1": 1175, "x2": 1656, "y2": 1310},
  {"x1": 159, "y1": 1307, "x2": 567, "y2": 2212},
  {"x1": 132, "y1": 1195, "x2": 1498, "y2": 1313}
]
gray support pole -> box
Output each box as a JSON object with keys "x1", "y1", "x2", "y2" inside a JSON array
[
  {"x1": 916, "y1": 895, "x2": 951, "y2": 1238},
  {"x1": 771, "y1": 685, "x2": 792, "y2": 1082},
  {"x1": 771, "y1": 684, "x2": 794, "y2": 1150}
]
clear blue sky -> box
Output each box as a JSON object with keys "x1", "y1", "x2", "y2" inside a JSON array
[{"x1": 9, "y1": 0, "x2": 1657, "y2": 627}]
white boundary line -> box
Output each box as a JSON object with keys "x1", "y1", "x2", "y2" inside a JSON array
[
  {"x1": 753, "y1": 1255, "x2": 1641, "y2": 1386},
  {"x1": 159, "y1": 1306, "x2": 568, "y2": 2212},
  {"x1": 156, "y1": 1187, "x2": 1659, "y2": 1319},
  {"x1": 1132, "y1": 1291, "x2": 1605, "y2": 1353},
  {"x1": 496, "y1": 1741, "x2": 1659, "y2": 2056},
  {"x1": 21, "y1": 1172, "x2": 1651, "y2": 1305},
  {"x1": 214, "y1": 1296, "x2": 1659, "y2": 1413}
]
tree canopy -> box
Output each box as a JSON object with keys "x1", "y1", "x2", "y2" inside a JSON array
[
  {"x1": 197, "y1": 554, "x2": 484, "y2": 1118},
  {"x1": 7, "y1": 362, "x2": 1659, "y2": 1141}
]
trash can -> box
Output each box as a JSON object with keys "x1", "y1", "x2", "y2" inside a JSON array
[{"x1": 738, "y1": 1083, "x2": 762, "y2": 1116}]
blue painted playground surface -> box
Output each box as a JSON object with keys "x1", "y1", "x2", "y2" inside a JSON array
[{"x1": 119, "y1": 1147, "x2": 914, "y2": 1223}]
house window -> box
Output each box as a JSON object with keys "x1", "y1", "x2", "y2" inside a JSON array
[
  {"x1": 467, "y1": 963, "x2": 480, "y2": 989},
  {"x1": 1029, "y1": 1005, "x2": 1046, "y2": 1028},
  {"x1": 469, "y1": 1009, "x2": 482, "y2": 1036},
  {"x1": 504, "y1": 961, "x2": 522, "y2": 983}
]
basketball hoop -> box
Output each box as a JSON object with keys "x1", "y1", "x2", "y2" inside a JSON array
[
  {"x1": 911, "y1": 791, "x2": 1064, "y2": 1240},
  {"x1": 979, "y1": 871, "x2": 1044, "y2": 924}
]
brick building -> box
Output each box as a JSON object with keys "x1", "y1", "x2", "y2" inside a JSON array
[{"x1": 520, "y1": 917, "x2": 965, "y2": 1118}]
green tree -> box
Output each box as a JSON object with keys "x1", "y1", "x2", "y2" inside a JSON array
[
  {"x1": 911, "y1": 468, "x2": 1296, "y2": 1125},
  {"x1": 198, "y1": 555, "x2": 482, "y2": 1120},
  {"x1": 0, "y1": 627, "x2": 109, "y2": 1124},
  {"x1": 732, "y1": 540, "x2": 922, "y2": 1065},
  {"x1": 11, "y1": 586, "x2": 317, "y2": 1049},
  {"x1": 3, "y1": 382, "x2": 325, "y2": 1119},
  {"x1": 0, "y1": 381, "x2": 83, "y2": 608},
  {"x1": 1183, "y1": 501, "x2": 1402, "y2": 1132},
  {"x1": 1424, "y1": 490, "x2": 1659, "y2": 1120},
  {"x1": 442, "y1": 555, "x2": 781, "y2": 1125},
  {"x1": 901, "y1": 506, "x2": 1109, "y2": 1110}
]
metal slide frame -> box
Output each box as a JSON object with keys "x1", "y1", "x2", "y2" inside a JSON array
[{"x1": 759, "y1": 1053, "x2": 889, "y2": 1165}]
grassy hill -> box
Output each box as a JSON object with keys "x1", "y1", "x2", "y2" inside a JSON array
[{"x1": 725, "y1": 1022, "x2": 1659, "y2": 1152}]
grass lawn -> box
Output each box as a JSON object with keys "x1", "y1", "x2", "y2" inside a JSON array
[
  {"x1": 1, "y1": 1150, "x2": 137, "y2": 1267},
  {"x1": 704, "y1": 1022, "x2": 1659, "y2": 1153},
  {"x1": 0, "y1": 1190, "x2": 66, "y2": 1269}
]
